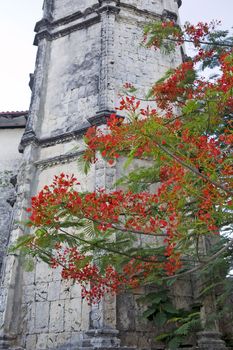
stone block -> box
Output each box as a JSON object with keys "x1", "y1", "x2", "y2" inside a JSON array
[
  {"x1": 49, "y1": 301, "x2": 65, "y2": 333},
  {"x1": 52, "y1": 266, "x2": 62, "y2": 281},
  {"x1": 64, "y1": 298, "x2": 82, "y2": 332},
  {"x1": 60, "y1": 280, "x2": 71, "y2": 300},
  {"x1": 81, "y1": 299, "x2": 91, "y2": 331},
  {"x1": 56, "y1": 332, "x2": 72, "y2": 348},
  {"x1": 35, "y1": 301, "x2": 50, "y2": 332},
  {"x1": 26, "y1": 334, "x2": 37, "y2": 350},
  {"x1": 36, "y1": 261, "x2": 53, "y2": 283},
  {"x1": 48, "y1": 280, "x2": 61, "y2": 301},
  {"x1": 36, "y1": 333, "x2": 48, "y2": 349},
  {"x1": 23, "y1": 270, "x2": 35, "y2": 286},
  {"x1": 117, "y1": 293, "x2": 135, "y2": 331},
  {"x1": 197, "y1": 331, "x2": 227, "y2": 350},
  {"x1": 27, "y1": 302, "x2": 36, "y2": 334},
  {"x1": 35, "y1": 282, "x2": 48, "y2": 302},
  {"x1": 47, "y1": 332, "x2": 58, "y2": 349},
  {"x1": 70, "y1": 283, "x2": 82, "y2": 299},
  {"x1": 69, "y1": 331, "x2": 84, "y2": 348}
]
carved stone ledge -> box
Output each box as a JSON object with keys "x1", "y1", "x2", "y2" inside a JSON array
[
  {"x1": 78, "y1": 328, "x2": 136, "y2": 350},
  {"x1": 162, "y1": 9, "x2": 178, "y2": 22},
  {"x1": 19, "y1": 129, "x2": 39, "y2": 150},
  {"x1": 99, "y1": 0, "x2": 119, "y2": 4},
  {"x1": 0, "y1": 335, "x2": 16, "y2": 349},
  {"x1": 19, "y1": 126, "x2": 87, "y2": 152},
  {"x1": 98, "y1": 1, "x2": 121, "y2": 15},
  {"x1": 19, "y1": 110, "x2": 122, "y2": 152},
  {"x1": 39, "y1": 126, "x2": 88, "y2": 147},
  {"x1": 119, "y1": 2, "x2": 162, "y2": 20},
  {"x1": 34, "y1": 150, "x2": 84, "y2": 170},
  {"x1": 34, "y1": 1, "x2": 164, "y2": 46},
  {"x1": 88, "y1": 110, "x2": 117, "y2": 126},
  {"x1": 35, "y1": 4, "x2": 100, "y2": 32},
  {"x1": 197, "y1": 331, "x2": 227, "y2": 350},
  {"x1": 34, "y1": 14, "x2": 101, "y2": 45},
  {"x1": 19, "y1": 130, "x2": 39, "y2": 152}
]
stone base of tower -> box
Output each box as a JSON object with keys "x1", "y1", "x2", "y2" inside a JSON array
[
  {"x1": 0, "y1": 335, "x2": 24, "y2": 350},
  {"x1": 2, "y1": 330, "x2": 232, "y2": 350},
  {"x1": 77, "y1": 329, "x2": 136, "y2": 350},
  {"x1": 82, "y1": 329, "x2": 121, "y2": 348},
  {"x1": 197, "y1": 331, "x2": 228, "y2": 350}
]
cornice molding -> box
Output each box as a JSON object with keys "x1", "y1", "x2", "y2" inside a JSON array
[
  {"x1": 0, "y1": 112, "x2": 28, "y2": 129},
  {"x1": 34, "y1": 14, "x2": 101, "y2": 45},
  {"x1": 162, "y1": 9, "x2": 178, "y2": 22},
  {"x1": 19, "y1": 110, "x2": 120, "y2": 152},
  {"x1": 119, "y1": 2, "x2": 161, "y2": 20},
  {"x1": 19, "y1": 126, "x2": 86, "y2": 152},
  {"x1": 88, "y1": 110, "x2": 117, "y2": 126},
  {"x1": 97, "y1": 4, "x2": 120, "y2": 15},
  {"x1": 34, "y1": 2, "x2": 166, "y2": 45},
  {"x1": 34, "y1": 150, "x2": 84, "y2": 170}
]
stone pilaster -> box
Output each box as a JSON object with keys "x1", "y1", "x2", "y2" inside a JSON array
[
  {"x1": 0, "y1": 1, "x2": 190, "y2": 349},
  {"x1": 88, "y1": 3, "x2": 121, "y2": 339},
  {"x1": 0, "y1": 144, "x2": 38, "y2": 349},
  {"x1": 84, "y1": 154, "x2": 120, "y2": 347},
  {"x1": 98, "y1": 1, "x2": 119, "y2": 112},
  {"x1": 20, "y1": 37, "x2": 51, "y2": 151}
]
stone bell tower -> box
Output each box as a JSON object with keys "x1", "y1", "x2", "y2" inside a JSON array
[{"x1": 0, "y1": 1, "x2": 184, "y2": 349}]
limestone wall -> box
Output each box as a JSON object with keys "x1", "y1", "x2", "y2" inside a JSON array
[
  {"x1": 39, "y1": 24, "x2": 101, "y2": 138},
  {"x1": 0, "y1": 1, "x2": 186, "y2": 349},
  {"x1": 22, "y1": 0, "x2": 182, "y2": 347},
  {"x1": 0, "y1": 128, "x2": 23, "y2": 274},
  {"x1": 53, "y1": 0, "x2": 98, "y2": 20},
  {"x1": 19, "y1": 139, "x2": 96, "y2": 349},
  {"x1": 114, "y1": 5, "x2": 181, "y2": 107}
]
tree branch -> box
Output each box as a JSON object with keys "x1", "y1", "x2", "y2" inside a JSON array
[
  {"x1": 167, "y1": 37, "x2": 233, "y2": 48},
  {"x1": 59, "y1": 228, "x2": 163, "y2": 264},
  {"x1": 163, "y1": 237, "x2": 233, "y2": 281},
  {"x1": 155, "y1": 142, "x2": 233, "y2": 195}
]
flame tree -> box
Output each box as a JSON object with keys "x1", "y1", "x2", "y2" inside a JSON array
[{"x1": 14, "y1": 20, "x2": 233, "y2": 342}]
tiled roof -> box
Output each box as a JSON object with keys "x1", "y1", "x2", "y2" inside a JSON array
[{"x1": 0, "y1": 111, "x2": 28, "y2": 128}]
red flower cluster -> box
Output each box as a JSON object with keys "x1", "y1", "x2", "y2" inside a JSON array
[
  {"x1": 184, "y1": 21, "x2": 211, "y2": 46},
  {"x1": 152, "y1": 61, "x2": 194, "y2": 110},
  {"x1": 25, "y1": 21, "x2": 232, "y2": 303},
  {"x1": 50, "y1": 246, "x2": 124, "y2": 304}
]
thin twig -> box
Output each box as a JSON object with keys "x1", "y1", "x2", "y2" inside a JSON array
[
  {"x1": 59, "y1": 228, "x2": 163, "y2": 264},
  {"x1": 167, "y1": 37, "x2": 233, "y2": 48},
  {"x1": 163, "y1": 238, "x2": 233, "y2": 281},
  {"x1": 155, "y1": 142, "x2": 232, "y2": 195}
]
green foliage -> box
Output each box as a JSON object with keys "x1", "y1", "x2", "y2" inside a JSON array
[
  {"x1": 10, "y1": 16, "x2": 233, "y2": 347},
  {"x1": 139, "y1": 287, "x2": 201, "y2": 349},
  {"x1": 144, "y1": 21, "x2": 182, "y2": 54},
  {"x1": 201, "y1": 30, "x2": 233, "y2": 70}
]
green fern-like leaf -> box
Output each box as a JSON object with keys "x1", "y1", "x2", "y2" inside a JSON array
[{"x1": 168, "y1": 336, "x2": 184, "y2": 350}]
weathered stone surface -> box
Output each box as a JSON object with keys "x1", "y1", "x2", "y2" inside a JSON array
[
  {"x1": 197, "y1": 331, "x2": 227, "y2": 350},
  {"x1": 35, "y1": 301, "x2": 50, "y2": 332},
  {"x1": 64, "y1": 299, "x2": 82, "y2": 332},
  {"x1": 35, "y1": 261, "x2": 53, "y2": 283},
  {"x1": 49, "y1": 301, "x2": 65, "y2": 333},
  {"x1": 53, "y1": 0, "x2": 98, "y2": 20},
  {"x1": 2, "y1": 1, "x2": 228, "y2": 350},
  {"x1": 48, "y1": 281, "x2": 61, "y2": 301},
  {"x1": 0, "y1": 128, "x2": 24, "y2": 277}
]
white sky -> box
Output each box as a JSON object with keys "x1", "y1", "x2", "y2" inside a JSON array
[{"x1": 0, "y1": 0, "x2": 232, "y2": 111}]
